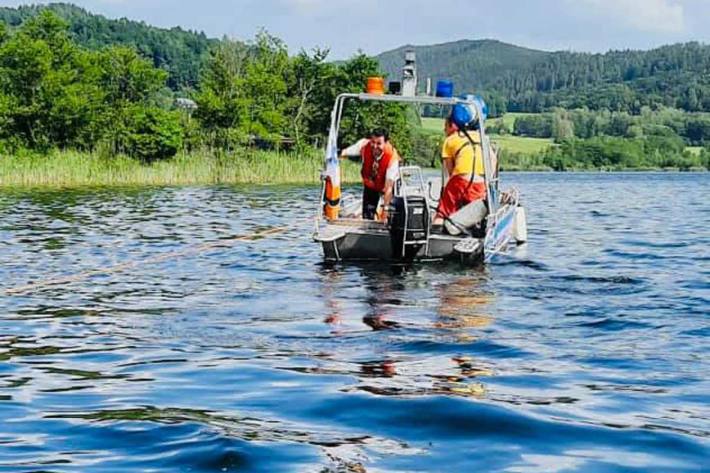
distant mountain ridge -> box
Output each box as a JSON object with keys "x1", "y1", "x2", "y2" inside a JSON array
[{"x1": 377, "y1": 39, "x2": 710, "y2": 113}]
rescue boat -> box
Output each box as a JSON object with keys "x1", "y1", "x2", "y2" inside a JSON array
[{"x1": 313, "y1": 54, "x2": 527, "y2": 265}]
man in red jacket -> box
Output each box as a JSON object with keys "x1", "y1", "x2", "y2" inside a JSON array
[{"x1": 341, "y1": 129, "x2": 401, "y2": 220}]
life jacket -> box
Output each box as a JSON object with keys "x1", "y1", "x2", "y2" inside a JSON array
[{"x1": 361, "y1": 142, "x2": 398, "y2": 192}]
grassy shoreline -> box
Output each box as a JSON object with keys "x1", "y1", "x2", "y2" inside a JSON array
[
  {"x1": 0, "y1": 149, "x2": 706, "y2": 189},
  {"x1": 0, "y1": 150, "x2": 362, "y2": 188}
]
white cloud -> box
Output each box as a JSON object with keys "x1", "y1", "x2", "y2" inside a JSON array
[{"x1": 574, "y1": 0, "x2": 685, "y2": 33}]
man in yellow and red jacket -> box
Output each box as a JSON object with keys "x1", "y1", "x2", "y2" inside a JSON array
[
  {"x1": 341, "y1": 129, "x2": 401, "y2": 220},
  {"x1": 433, "y1": 116, "x2": 487, "y2": 225}
]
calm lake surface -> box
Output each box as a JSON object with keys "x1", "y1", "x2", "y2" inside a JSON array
[{"x1": 0, "y1": 173, "x2": 708, "y2": 472}]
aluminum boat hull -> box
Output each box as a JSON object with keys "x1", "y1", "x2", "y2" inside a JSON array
[{"x1": 314, "y1": 219, "x2": 484, "y2": 265}]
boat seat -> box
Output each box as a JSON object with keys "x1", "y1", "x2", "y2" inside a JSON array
[{"x1": 444, "y1": 199, "x2": 487, "y2": 236}]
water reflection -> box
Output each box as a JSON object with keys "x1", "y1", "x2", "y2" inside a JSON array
[{"x1": 318, "y1": 263, "x2": 496, "y2": 400}]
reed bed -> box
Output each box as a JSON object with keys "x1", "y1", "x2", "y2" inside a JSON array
[{"x1": 0, "y1": 149, "x2": 361, "y2": 188}]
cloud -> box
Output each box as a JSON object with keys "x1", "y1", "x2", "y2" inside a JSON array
[{"x1": 574, "y1": 0, "x2": 685, "y2": 33}]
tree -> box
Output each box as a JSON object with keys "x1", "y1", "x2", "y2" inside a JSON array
[
  {"x1": 97, "y1": 45, "x2": 176, "y2": 157},
  {"x1": 122, "y1": 105, "x2": 183, "y2": 161},
  {"x1": 685, "y1": 116, "x2": 710, "y2": 145},
  {"x1": 241, "y1": 31, "x2": 290, "y2": 144},
  {"x1": 0, "y1": 11, "x2": 103, "y2": 149},
  {"x1": 0, "y1": 3, "x2": 216, "y2": 89},
  {"x1": 99, "y1": 46, "x2": 167, "y2": 105},
  {"x1": 194, "y1": 38, "x2": 249, "y2": 141},
  {"x1": 194, "y1": 32, "x2": 293, "y2": 148},
  {"x1": 288, "y1": 47, "x2": 330, "y2": 146},
  {"x1": 551, "y1": 109, "x2": 574, "y2": 141}
]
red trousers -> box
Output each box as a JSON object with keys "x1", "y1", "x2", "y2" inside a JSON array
[{"x1": 437, "y1": 175, "x2": 486, "y2": 219}]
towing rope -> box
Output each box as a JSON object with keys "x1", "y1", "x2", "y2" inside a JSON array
[{"x1": 3, "y1": 226, "x2": 288, "y2": 297}]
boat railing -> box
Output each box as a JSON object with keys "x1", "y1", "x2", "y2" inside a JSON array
[{"x1": 318, "y1": 93, "x2": 497, "y2": 233}]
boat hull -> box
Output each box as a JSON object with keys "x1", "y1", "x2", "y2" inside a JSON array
[{"x1": 315, "y1": 221, "x2": 484, "y2": 265}]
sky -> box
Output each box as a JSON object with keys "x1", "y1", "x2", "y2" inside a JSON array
[{"x1": 1, "y1": 0, "x2": 709, "y2": 59}]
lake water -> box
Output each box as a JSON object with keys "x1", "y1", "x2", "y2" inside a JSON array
[{"x1": 0, "y1": 173, "x2": 708, "y2": 472}]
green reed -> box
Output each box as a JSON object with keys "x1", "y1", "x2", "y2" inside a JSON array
[{"x1": 0, "y1": 149, "x2": 362, "y2": 188}]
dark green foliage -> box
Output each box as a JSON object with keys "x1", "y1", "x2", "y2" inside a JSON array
[
  {"x1": 685, "y1": 116, "x2": 710, "y2": 145},
  {"x1": 194, "y1": 42, "x2": 414, "y2": 152},
  {"x1": 241, "y1": 32, "x2": 290, "y2": 142},
  {"x1": 333, "y1": 55, "x2": 413, "y2": 153},
  {"x1": 513, "y1": 114, "x2": 553, "y2": 138},
  {"x1": 99, "y1": 46, "x2": 168, "y2": 104},
  {"x1": 378, "y1": 40, "x2": 710, "y2": 114},
  {"x1": 194, "y1": 33, "x2": 293, "y2": 149},
  {"x1": 408, "y1": 128, "x2": 442, "y2": 167},
  {"x1": 121, "y1": 106, "x2": 183, "y2": 161},
  {"x1": 700, "y1": 147, "x2": 710, "y2": 168},
  {"x1": 0, "y1": 12, "x2": 413, "y2": 157},
  {"x1": 288, "y1": 47, "x2": 331, "y2": 146},
  {"x1": 508, "y1": 107, "x2": 710, "y2": 146},
  {"x1": 378, "y1": 40, "x2": 546, "y2": 98},
  {"x1": 0, "y1": 11, "x2": 105, "y2": 150},
  {"x1": 540, "y1": 136, "x2": 703, "y2": 170},
  {"x1": 193, "y1": 39, "x2": 249, "y2": 140},
  {"x1": 0, "y1": 3, "x2": 215, "y2": 89},
  {"x1": 0, "y1": 12, "x2": 180, "y2": 160}
]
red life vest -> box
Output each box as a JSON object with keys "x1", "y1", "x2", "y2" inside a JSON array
[{"x1": 361, "y1": 142, "x2": 398, "y2": 192}]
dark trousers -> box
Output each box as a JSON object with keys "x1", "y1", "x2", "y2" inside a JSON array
[{"x1": 362, "y1": 186, "x2": 381, "y2": 220}]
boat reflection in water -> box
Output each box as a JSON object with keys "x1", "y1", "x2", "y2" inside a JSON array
[{"x1": 320, "y1": 264, "x2": 494, "y2": 399}]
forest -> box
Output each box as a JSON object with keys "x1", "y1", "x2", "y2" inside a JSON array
[{"x1": 378, "y1": 40, "x2": 710, "y2": 115}]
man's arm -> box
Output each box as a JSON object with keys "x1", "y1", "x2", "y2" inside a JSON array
[
  {"x1": 340, "y1": 138, "x2": 368, "y2": 158},
  {"x1": 489, "y1": 144, "x2": 498, "y2": 177},
  {"x1": 441, "y1": 137, "x2": 455, "y2": 181},
  {"x1": 380, "y1": 159, "x2": 399, "y2": 221},
  {"x1": 442, "y1": 157, "x2": 455, "y2": 178}
]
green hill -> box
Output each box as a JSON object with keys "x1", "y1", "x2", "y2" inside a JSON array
[
  {"x1": 378, "y1": 39, "x2": 546, "y2": 92},
  {"x1": 0, "y1": 2, "x2": 216, "y2": 90},
  {"x1": 377, "y1": 40, "x2": 710, "y2": 114}
]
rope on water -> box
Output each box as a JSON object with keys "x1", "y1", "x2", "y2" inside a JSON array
[{"x1": 3, "y1": 226, "x2": 288, "y2": 297}]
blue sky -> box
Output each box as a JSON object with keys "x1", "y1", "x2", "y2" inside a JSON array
[{"x1": 1, "y1": 0, "x2": 708, "y2": 59}]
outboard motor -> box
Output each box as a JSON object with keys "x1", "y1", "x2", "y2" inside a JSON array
[{"x1": 388, "y1": 195, "x2": 429, "y2": 261}]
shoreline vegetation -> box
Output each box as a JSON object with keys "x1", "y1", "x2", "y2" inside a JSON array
[
  {"x1": 0, "y1": 149, "x2": 705, "y2": 189},
  {"x1": 0, "y1": 150, "x2": 362, "y2": 188}
]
